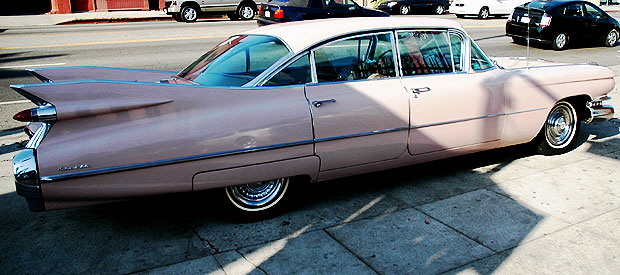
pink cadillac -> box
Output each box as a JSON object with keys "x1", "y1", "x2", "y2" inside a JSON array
[{"x1": 12, "y1": 17, "x2": 615, "y2": 216}]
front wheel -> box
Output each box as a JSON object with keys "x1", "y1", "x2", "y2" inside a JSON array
[
  {"x1": 180, "y1": 6, "x2": 198, "y2": 22},
  {"x1": 604, "y1": 29, "x2": 619, "y2": 47},
  {"x1": 399, "y1": 5, "x2": 410, "y2": 15},
  {"x1": 237, "y1": 4, "x2": 256, "y2": 20},
  {"x1": 225, "y1": 177, "x2": 289, "y2": 213},
  {"x1": 552, "y1": 32, "x2": 569, "y2": 50},
  {"x1": 478, "y1": 7, "x2": 489, "y2": 19},
  {"x1": 434, "y1": 5, "x2": 445, "y2": 15},
  {"x1": 536, "y1": 101, "x2": 580, "y2": 155},
  {"x1": 512, "y1": 37, "x2": 526, "y2": 45}
]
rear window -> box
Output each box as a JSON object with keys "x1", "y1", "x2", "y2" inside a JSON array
[
  {"x1": 269, "y1": 0, "x2": 311, "y2": 6},
  {"x1": 523, "y1": 1, "x2": 554, "y2": 10},
  {"x1": 178, "y1": 35, "x2": 290, "y2": 87}
]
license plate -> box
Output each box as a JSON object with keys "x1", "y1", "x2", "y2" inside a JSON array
[
  {"x1": 521, "y1": 17, "x2": 531, "y2": 23},
  {"x1": 265, "y1": 11, "x2": 271, "y2": 17}
]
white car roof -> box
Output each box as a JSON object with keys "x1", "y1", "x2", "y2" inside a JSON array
[{"x1": 241, "y1": 17, "x2": 465, "y2": 53}]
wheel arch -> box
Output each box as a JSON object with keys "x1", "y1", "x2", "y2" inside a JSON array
[
  {"x1": 181, "y1": 1, "x2": 200, "y2": 9},
  {"x1": 239, "y1": 0, "x2": 258, "y2": 10},
  {"x1": 560, "y1": 94, "x2": 592, "y2": 122}
]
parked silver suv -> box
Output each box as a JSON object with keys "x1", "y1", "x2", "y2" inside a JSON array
[{"x1": 164, "y1": 0, "x2": 260, "y2": 22}]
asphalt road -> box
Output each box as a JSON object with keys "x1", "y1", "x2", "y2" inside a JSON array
[
  {"x1": 1, "y1": 14, "x2": 619, "y2": 103},
  {"x1": 1, "y1": 15, "x2": 619, "y2": 274}
]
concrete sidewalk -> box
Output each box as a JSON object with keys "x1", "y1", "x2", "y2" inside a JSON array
[{"x1": 0, "y1": 10, "x2": 173, "y2": 28}]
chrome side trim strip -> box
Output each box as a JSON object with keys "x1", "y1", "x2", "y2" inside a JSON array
[
  {"x1": 314, "y1": 127, "x2": 410, "y2": 143},
  {"x1": 410, "y1": 108, "x2": 544, "y2": 130},
  {"x1": 40, "y1": 139, "x2": 316, "y2": 182}
]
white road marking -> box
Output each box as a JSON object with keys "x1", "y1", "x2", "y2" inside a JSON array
[
  {"x1": 0, "y1": 63, "x2": 66, "y2": 69},
  {"x1": 0, "y1": 100, "x2": 31, "y2": 105}
]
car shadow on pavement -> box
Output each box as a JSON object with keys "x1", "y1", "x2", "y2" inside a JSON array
[
  {"x1": 0, "y1": 121, "x2": 617, "y2": 273},
  {"x1": 0, "y1": 141, "x2": 542, "y2": 274}
]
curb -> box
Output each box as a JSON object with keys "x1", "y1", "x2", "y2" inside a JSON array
[{"x1": 56, "y1": 17, "x2": 174, "y2": 25}]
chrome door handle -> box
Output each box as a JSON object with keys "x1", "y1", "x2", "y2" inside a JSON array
[
  {"x1": 411, "y1": 87, "x2": 431, "y2": 98},
  {"x1": 412, "y1": 87, "x2": 431, "y2": 94},
  {"x1": 312, "y1": 99, "x2": 336, "y2": 107}
]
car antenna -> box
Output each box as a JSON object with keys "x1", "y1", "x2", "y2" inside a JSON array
[{"x1": 526, "y1": 4, "x2": 531, "y2": 69}]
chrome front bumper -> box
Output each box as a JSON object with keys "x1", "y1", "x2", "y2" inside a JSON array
[
  {"x1": 586, "y1": 96, "x2": 615, "y2": 124},
  {"x1": 13, "y1": 149, "x2": 45, "y2": 211}
]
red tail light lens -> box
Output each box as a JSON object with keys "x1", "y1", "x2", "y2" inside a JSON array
[
  {"x1": 13, "y1": 105, "x2": 57, "y2": 122},
  {"x1": 13, "y1": 109, "x2": 34, "y2": 122},
  {"x1": 274, "y1": 9, "x2": 284, "y2": 19}
]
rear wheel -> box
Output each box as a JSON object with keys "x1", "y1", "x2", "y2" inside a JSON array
[
  {"x1": 399, "y1": 5, "x2": 410, "y2": 15},
  {"x1": 434, "y1": 5, "x2": 445, "y2": 15},
  {"x1": 180, "y1": 6, "x2": 198, "y2": 22},
  {"x1": 604, "y1": 29, "x2": 619, "y2": 47},
  {"x1": 478, "y1": 7, "x2": 489, "y2": 19},
  {"x1": 536, "y1": 101, "x2": 580, "y2": 155},
  {"x1": 552, "y1": 32, "x2": 569, "y2": 50},
  {"x1": 225, "y1": 177, "x2": 289, "y2": 213},
  {"x1": 237, "y1": 3, "x2": 256, "y2": 20}
]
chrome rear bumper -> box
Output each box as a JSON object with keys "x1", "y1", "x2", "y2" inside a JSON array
[
  {"x1": 13, "y1": 149, "x2": 45, "y2": 212},
  {"x1": 586, "y1": 96, "x2": 615, "y2": 124}
]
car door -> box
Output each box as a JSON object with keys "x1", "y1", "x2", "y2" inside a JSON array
[
  {"x1": 396, "y1": 30, "x2": 505, "y2": 156},
  {"x1": 304, "y1": 32, "x2": 410, "y2": 171},
  {"x1": 583, "y1": 2, "x2": 611, "y2": 39},
  {"x1": 559, "y1": 2, "x2": 595, "y2": 39}
]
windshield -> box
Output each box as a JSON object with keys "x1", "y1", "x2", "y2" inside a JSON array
[{"x1": 178, "y1": 35, "x2": 290, "y2": 87}]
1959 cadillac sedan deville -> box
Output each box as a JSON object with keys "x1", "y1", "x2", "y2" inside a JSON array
[{"x1": 12, "y1": 17, "x2": 615, "y2": 215}]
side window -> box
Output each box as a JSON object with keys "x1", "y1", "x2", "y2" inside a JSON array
[
  {"x1": 449, "y1": 32, "x2": 464, "y2": 72},
  {"x1": 562, "y1": 3, "x2": 584, "y2": 17},
  {"x1": 397, "y1": 30, "x2": 454, "y2": 76},
  {"x1": 264, "y1": 53, "x2": 311, "y2": 86},
  {"x1": 314, "y1": 33, "x2": 396, "y2": 83},
  {"x1": 584, "y1": 3, "x2": 603, "y2": 19},
  {"x1": 470, "y1": 41, "x2": 494, "y2": 71}
]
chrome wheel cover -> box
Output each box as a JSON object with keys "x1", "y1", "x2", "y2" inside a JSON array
[
  {"x1": 240, "y1": 6, "x2": 254, "y2": 19},
  {"x1": 183, "y1": 7, "x2": 197, "y2": 21},
  {"x1": 479, "y1": 8, "x2": 489, "y2": 18},
  {"x1": 606, "y1": 30, "x2": 618, "y2": 46},
  {"x1": 226, "y1": 178, "x2": 288, "y2": 211},
  {"x1": 545, "y1": 103, "x2": 576, "y2": 149},
  {"x1": 400, "y1": 5, "x2": 409, "y2": 15},
  {"x1": 555, "y1": 33, "x2": 567, "y2": 49},
  {"x1": 435, "y1": 6, "x2": 444, "y2": 14}
]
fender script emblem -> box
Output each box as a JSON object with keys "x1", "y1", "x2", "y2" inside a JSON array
[{"x1": 59, "y1": 164, "x2": 90, "y2": 171}]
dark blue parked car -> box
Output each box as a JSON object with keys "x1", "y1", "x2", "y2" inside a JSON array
[
  {"x1": 377, "y1": 0, "x2": 450, "y2": 15},
  {"x1": 257, "y1": 0, "x2": 388, "y2": 26}
]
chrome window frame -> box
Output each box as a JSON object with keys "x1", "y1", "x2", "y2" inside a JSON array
[
  {"x1": 308, "y1": 31, "x2": 399, "y2": 85},
  {"x1": 395, "y1": 28, "x2": 464, "y2": 78}
]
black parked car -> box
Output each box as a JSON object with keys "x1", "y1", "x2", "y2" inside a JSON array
[
  {"x1": 257, "y1": 0, "x2": 389, "y2": 25},
  {"x1": 377, "y1": 0, "x2": 450, "y2": 15},
  {"x1": 506, "y1": 0, "x2": 620, "y2": 50}
]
